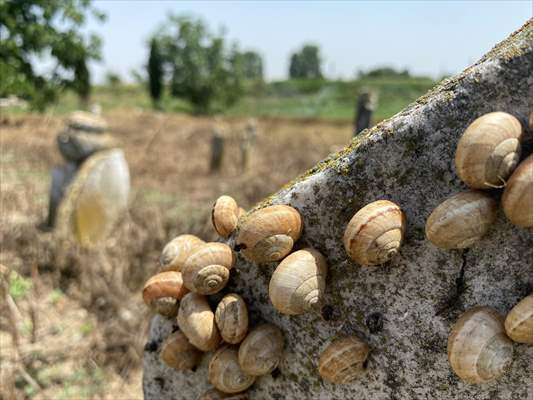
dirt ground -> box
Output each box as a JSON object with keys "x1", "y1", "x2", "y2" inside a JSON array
[{"x1": 0, "y1": 109, "x2": 351, "y2": 399}]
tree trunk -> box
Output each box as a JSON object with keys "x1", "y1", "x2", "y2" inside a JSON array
[{"x1": 143, "y1": 20, "x2": 532, "y2": 400}]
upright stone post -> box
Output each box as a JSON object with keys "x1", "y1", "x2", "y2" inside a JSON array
[
  {"x1": 353, "y1": 91, "x2": 377, "y2": 136},
  {"x1": 239, "y1": 118, "x2": 257, "y2": 172},
  {"x1": 209, "y1": 127, "x2": 225, "y2": 174}
]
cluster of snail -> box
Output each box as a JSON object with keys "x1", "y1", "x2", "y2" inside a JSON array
[{"x1": 143, "y1": 110, "x2": 532, "y2": 396}]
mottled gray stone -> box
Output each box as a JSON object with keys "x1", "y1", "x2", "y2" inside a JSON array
[{"x1": 144, "y1": 21, "x2": 533, "y2": 400}]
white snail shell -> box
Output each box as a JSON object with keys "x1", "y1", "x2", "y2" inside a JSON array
[
  {"x1": 212, "y1": 195, "x2": 240, "y2": 237},
  {"x1": 425, "y1": 190, "x2": 497, "y2": 249},
  {"x1": 318, "y1": 336, "x2": 370, "y2": 384},
  {"x1": 182, "y1": 243, "x2": 235, "y2": 295},
  {"x1": 455, "y1": 112, "x2": 523, "y2": 189},
  {"x1": 177, "y1": 293, "x2": 221, "y2": 351},
  {"x1": 448, "y1": 306, "x2": 514, "y2": 384},
  {"x1": 343, "y1": 200, "x2": 406, "y2": 266},
  {"x1": 160, "y1": 234, "x2": 205, "y2": 272},
  {"x1": 268, "y1": 248, "x2": 327, "y2": 315},
  {"x1": 215, "y1": 293, "x2": 249, "y2": 344},
  {"x1": 236, "y1": 205, "x2": 302, "y2": 263},
  {"x1": 208, "y1": 346, "x2": 256, "y2": 394},
  {"x1": 504, "y1": 293, "x2": 533, "y2": 344},
  {"x1": 238, "y1": 323, "x2": 284, "y2": 376},
  {"x1": 502, "y1": 154, "x2": 533, "y2": 227}
]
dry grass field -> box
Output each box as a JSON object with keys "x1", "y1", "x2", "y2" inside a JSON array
[{"x1": 0, "y1": 108, "x2": 352, "y2": 399}]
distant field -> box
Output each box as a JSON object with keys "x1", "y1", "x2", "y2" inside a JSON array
[{"x1": 11, "y1": 77, "x2": 437, "y2": 123}]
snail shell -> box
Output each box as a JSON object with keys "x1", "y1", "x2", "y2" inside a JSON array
[
  {"x1": 236, "y1": 205, "x2": 302, "y2": 263},
  {"x1": 215, "y1": 294, "x2": 249, "y2": 344},
  {"x1": 268, "y1": 248, "x2": 327, "y2": 315},
  {"x1": 238, "y1": 207, "x2": 246, "y2": 219},
  {"x1": 238, "y1": 323, "x2": 284, "y2": 376},
  {"x1": 212, "y1": 196, "x2": 240, "y2": 237},
  {"x1": 448, "y1": 306, "x2": 514, "y2": 384},
  {"x1": 182, "y1": 243, "x2": 235, "y2": 295},
  {"x1": 455, "y1": 112, "x2": 523, "y2": 189},
  {"x1": 504, "y1": 293, "x2": 533, "y2": 344},
  {"x1": 177, "y1": 293, "x2": 221, "y2": 351},
  {"x1": 197, "y1": 389, "x2": 248, "y2": 400},
  {"x1": 343, "y1": 200, "x2": 406, "y2": 266},
  {"x1": 502, "y1": 154, "x2": 533, "y2": 227},
  {"x1": 160, "y1": 331, "x2": 202, "y2": 370},
  {"x1": 160, "y1": 234, "x2": 205, "y2": 272},
  {"x1": 208, "y1": 346, "x2": 256, "y2": 394},
  {"x1": 142, "y1": 271, "x2": 189, "y2": 317},
  {"x1": 318, "y1": 336, "x2": 370, "y2": 384},
  {"x1": 425, "y1": 190, "x2": 497, "y2": 249}
]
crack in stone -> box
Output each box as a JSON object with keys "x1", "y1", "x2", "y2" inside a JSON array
[{"x1": 435, "y1": 249, "x2": 469, "y2": 316}]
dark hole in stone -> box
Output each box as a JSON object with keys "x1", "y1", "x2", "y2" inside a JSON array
[
  {"x1": 144, "y1": 340, "x2": 158, "y2": 352},
  {"x1": 171, "y1": 325, "x2": 179, "y2": 333},
  {"x1": 234, "y1": 243, "x2": 246, "y2": 252},
  {"x1": 363, "y1": 359, "x2": 369, "y2": 369},
  {"x1": 366, "y1": 312, "x2": 384, "y2": 334},
  {"x1": 271, "y1": 368, "x2": 281, "y2": 379},
  {"x1": 321, "y1": 304, "x2": 334, "y2": 321},
  {"x1": 191, "y1": 366, "x2": 198, "y2": 373},
  {"x1": 154, "y1": 376, "x2": 165, "y2": 389}
]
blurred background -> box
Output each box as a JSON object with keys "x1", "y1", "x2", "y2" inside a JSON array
[{"x1": 0, "y1": 1, "x2": 530, "y2": 399}]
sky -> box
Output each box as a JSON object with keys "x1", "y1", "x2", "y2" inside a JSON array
[{"x1": 85, "y1": 0, "x2": 532, "y2": 83}]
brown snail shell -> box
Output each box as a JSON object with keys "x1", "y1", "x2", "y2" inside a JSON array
[
  {"x1": 236, "y1": 205, "x2": 302, "y2": 263},
  {"x1": 318, "y1": 336, "x2": 370, "y2": 384},
  {"x1": 455, "y1": 111, "x2": 523, "y2": 189},
  {"x1": 238, "y1": 323, "x2": 284, "y2": 376},
  {"x1": 160, "y1": 234, "x2": 205, "y2": 272},
  {"x1": 142, "y1": 271, "x2": 189, "y2": 317},
  {"x1": 504, "y1": 293, "x2": 533, "y2": 344},
  {"x1": 448, "y1": 306, "x2": 514, "y2": 384},
  {"x1": 177, "y1": 293, "x2": 221, "y2": 351},
  {"x1": 212, "y1": 196, "x2": 240, "y2": 237},
  {"x1": 182, "y1": 243, "x2": 235, "y2": 295},
  {"x1": 237, "y1": 207, "x2": 246, "y2": 219},
  {"x1": 502, "y1": 154, "x2": 533, "y2": 227},
  {"x1": 209, "y1": 346, "x2": 256, "y2": 394},
  {"x1": 268, "y1": 248, "x2": 327, "y2": 315},
  {"x1": 160, "y1": 330, "x2": 202, "y2": 370},
  {"x1": 197, "y1": 389, "x2": 248, "y2": 400},
  {"x1": 215, "y1": 294, "x2": 249, "y2": 344},
  {"x1": 425, "y1": 190, "x2": 497, "y2": 249},
  {"x1": 343, "y1": 200, "x2": 406, "y2": 266}
]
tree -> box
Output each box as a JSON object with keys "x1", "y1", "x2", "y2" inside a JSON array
[
  {"x1": 288, "y1": 44, "x2": 322, "y2": 79},
  {"x1": 239, "y1": 51, "x2": 263, "y2": 80},
  {"x1": 154, "y1": 15, "x2": 244, "y2": 114},
  {"x1": 147, "y1": 38, "x2": 164, "y2": 106},
  {"x1": 0, "y1": 0, "x2": 105, "y2": 110}
]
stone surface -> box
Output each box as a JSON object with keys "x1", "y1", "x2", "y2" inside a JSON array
[{"x1": 144, "y1": 21, "x2": 533, "y2": 400}]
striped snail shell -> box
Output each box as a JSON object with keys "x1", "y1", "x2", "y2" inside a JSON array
[
  {"x1": 448, "y1": 306, "x2": 514, "y2": 384},
  {"x1": 318, "y1": 336, "x2": 370, "y2": 384},
  {"x1": 177, "y1": 293, "x2": 221, "y2": 351},
  {"x1": 502, "y1": 154, "x2": 533, "y2": 227},
  {"x1": 142, "y1": 271, "x2": 189, "y2": 318},
  {"x1": 236, "y1": 205, "x2": 302, "y2": 263},
  {"x1": 215, "y1": 293, "x2": 249, "y2": 344},
  {"x1": 182, "y1": 243, "x2": 235, "y2": 295},
  {"x1": 425, "y1": 190, "x2": 497, "y2": 249},
  {"x1": 504, "y1": 293, "x2": 533, "y2": 344},
  {"x1": 159, "y1": 330, "x2": 202, "y2": 370},
  {"x1": 208, "y1": 346, "x2": 256, "y2": 394},
  {"x1": 343, "y1": 200, "x2": 406, "y2": 266},
  {"x1": 160, "y1": 234, "x2": 205, "y2": 272},
  {"x1": 268, "y1": 248, "x2": 327, "y2": 315},
  {"x1": 212, "y1": 195, "x2": 240, "y2": 237},
  {"x1": 455, "y1": 111, "x2": 523, "y2": 189},
  {"x1": 237, "y1": 323, "x2": 284, "y2": 376}
]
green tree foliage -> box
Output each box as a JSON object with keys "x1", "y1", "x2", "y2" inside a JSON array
[
  {"x1": 0, "y1": 0, "x2": 104, "y2": 110},
  {"x1": 147, "y1": 38, "x2": 163, "y2": 106},
  {"x1": 289, "y1": 44, "x2": 322, "y2": 79},
  {"x1": 238, "y1": 50, "x2": 263, "y2": 80},
  {"x1": 358, "y1": 67, "x2": 411, "y2": 79},
  {"x1": 154, "y1": 15, "x2": 244, "y2": 114}
]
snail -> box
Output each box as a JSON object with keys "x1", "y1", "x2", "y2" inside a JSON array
[
  {"x1": 268, "y1": 248, "x2": 327, "y2": 315},
  {"x1": 182, "y1": 242, "x2": 235, "y2": 295},
  {"x1": 455, "y1": 111, "x2": 523, "y2": 189},
  {"x1": 236, "y1": 205, "x2": 302, "y2": 263},
  {"x1": 177, "y1": 293, "x2": 221, "y2": 351},
  {"x1": 160, "y1": 234, "x2": 205, "y2": 272},
  {"x1": 215, "y1": 293, "x2": 249, "y2": 344},
  {"x1": 318, "y1": 336, "x2": 370, "y2": 384},
  {"x1": 197, "y1": 389, "x2": 248, "y2": 399},
  {"x1": 448, "y1": 306, "x2": 514, "y2": 384},
  {"x1": 142, "y1": 271, "x2": 189, "y2": 318},
  {"x1": 208, "y1": 346, "x2": 256, "y2": 394},
  {"x1": 238, "y1": 207, "x2": 246, "y2": 219},
  {"x1": 504, "y1": 293, "x2": 533, "y2": 344},
  {"x1": 159, "y1": 330, "x2": 202, "y2": 370},
  {"x1": 212, "y1": 195, "x2": 240, "y2": 237},
  {"x1": 238, "y1": 324, "x2": 284, "y2": 376},
  {"x1": 343, "y1": 200, "x2": 406, "y2": 266},
  {"x1": 502, "y1": 154, "x2": 533, "y2": 227},
  {"x1": 425, "y1": 190, "x2": 497, "y2": 249}
]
